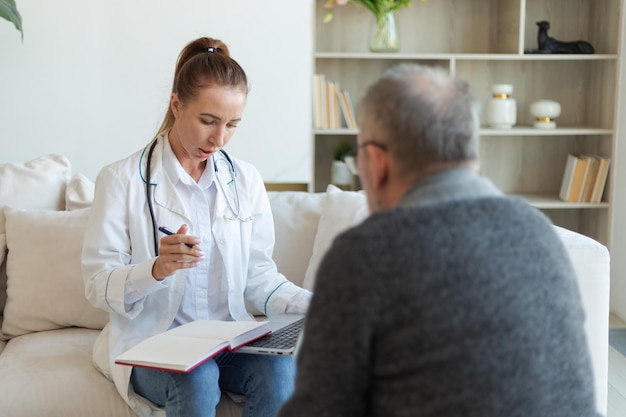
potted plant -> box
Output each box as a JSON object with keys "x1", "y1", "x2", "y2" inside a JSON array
[
  {"x1": 332, "y1": 140, "x2": 355, "y2": 187},
  {"x1": 1, "y1": 0, "x2": 22, "y2": 39}
]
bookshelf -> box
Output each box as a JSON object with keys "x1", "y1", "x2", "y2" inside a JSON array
[{"x1": 312, "y1": 0, "x2": 622, "y2": 247}]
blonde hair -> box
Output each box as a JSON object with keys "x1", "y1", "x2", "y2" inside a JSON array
[{"x1": 156, "y1": 37, "x2": 249, "y2": 136}]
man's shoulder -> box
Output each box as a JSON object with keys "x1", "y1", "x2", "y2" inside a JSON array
[{"x1": 355, "y1": 196, "x2": 557, "y2": 248}]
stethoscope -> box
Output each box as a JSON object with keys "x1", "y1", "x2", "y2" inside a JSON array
[{"x1": 143, "y1": 138, "x2": 251, "y2": 256}]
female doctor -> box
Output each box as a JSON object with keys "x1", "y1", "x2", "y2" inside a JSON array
[{"x1": 81, "y1": 37, "x2": 311, "y2": 417}]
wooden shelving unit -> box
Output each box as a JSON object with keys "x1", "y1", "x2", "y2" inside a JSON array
[{"x1": 312, "y1": 0, "x2": 622, "y2": 246}]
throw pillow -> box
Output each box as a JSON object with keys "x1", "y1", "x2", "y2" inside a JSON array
[
  {"x1": 302, "y1": 185, "x2": 369, "y2": 290},
  {"x1": 65, "y1": 172, "x2": 95, "y2": 210},
  {"x1": 268, "y1": 191, "x2": 326, "y2": 288},
  {"x1": 0, "y1": 154, "x2": 71, "y2": 225},
  {"x1": 2, "y1": 207, "x2": 109, "y2": 338},
  {"x1": 0, "y1": 154, "x2": 71, "y2": 318}
]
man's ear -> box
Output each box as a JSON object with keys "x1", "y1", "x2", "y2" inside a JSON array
[{"x1": 368, "y1": 146, "x2": 390, "y2": 190}]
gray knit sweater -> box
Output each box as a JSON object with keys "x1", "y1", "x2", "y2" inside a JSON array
[{"x1": 278, "y1": 169, "x2": 599, "y2": 417}]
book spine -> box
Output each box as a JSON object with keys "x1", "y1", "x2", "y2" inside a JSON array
[
  {"x1": 559, "y1": 154, "x2": 578, "y2": 202},
  {"x1": 576, "y1": 156, "x2": 593, "y2": 202},
  {"x1": 317, "y1": 74, "x2": 328, "y2": 129},
  {"x1": 591, "y1": 158, "x2": 610, "y2": 203},
  {"x1": 559, "y1": 154, "x2": 593, "y2": 203},
  {"x1": 338, "y1": 90, "x2": 357, "y2": 129},
  {"x1": 324, "y1": 79, "x2": 332, "y2": 129},
  {"x1": 583, "y1": 156, "x2": 600, "y2": 202},
  {"x1": 313, "y1": 74, "x2": 324, "y2": 129}
]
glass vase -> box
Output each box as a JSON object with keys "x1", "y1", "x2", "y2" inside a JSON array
[{"x1": 370, "y1": 12, "x2": 399, "y2": 52}]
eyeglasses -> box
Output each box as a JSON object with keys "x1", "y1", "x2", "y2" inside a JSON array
[{"x1": 343, "y1": 141, "x2": 388, "y2": 175}]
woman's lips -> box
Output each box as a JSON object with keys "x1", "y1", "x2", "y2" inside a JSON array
[{"x1": 199, "y1": 148, "x2": 217, "y2": 158}]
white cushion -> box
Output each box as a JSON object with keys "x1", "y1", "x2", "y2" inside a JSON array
[
  {"x1": 0, "y1": 154, "x2": 71, "y2": 318},
  {"x1": 0, "y1": 328, "x2": 136, "y2": 417},
  {"x1": 2, "y1": 207, "x2": 108, "y2": 338},
  {"x1": 267, "y1": 191, "x2": 325, "y2": 288},
  {"x1": 0, "y1": 328, "x2": 244, "y2": 417},
  {"x1": 302, "y1": 185, "x2": 369, "y2": 290},
  {"x1": 0, "y1": 154, "x2": 71, "y2": 234},
  {"x1": 65, "y1": 172, "x2": 95, "y2": 210}
]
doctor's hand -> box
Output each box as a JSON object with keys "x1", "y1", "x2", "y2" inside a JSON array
[{"x1": 152, "y1": 224, "x2": 204, "y2": 281}]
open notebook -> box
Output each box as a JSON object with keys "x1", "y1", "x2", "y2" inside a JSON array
[{"x1": 115, "y1": 320, "x2": 271, "y2": 373}]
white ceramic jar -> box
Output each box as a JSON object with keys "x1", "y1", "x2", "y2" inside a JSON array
[
  {"x1": 485, "y1": 84, "x2": 517, "y2": 129},
  {"x1": 530, "y1": 99, "x2": 562, "y2": 129}
]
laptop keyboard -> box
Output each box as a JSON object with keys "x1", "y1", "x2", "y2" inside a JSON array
[{"x1": 245, "y1": 318, "x2": 304, "y2": 349}]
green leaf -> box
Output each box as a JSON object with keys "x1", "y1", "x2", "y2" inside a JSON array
[
  {"x1": 348, "y1": 0, "x2": 416, "y2": 16},
  {"x1": 0, "y1": 0, "x2": 23, "y2": 40},
  {"x1": 334, "y1": 140, "x2": 355, "y2": 160}
]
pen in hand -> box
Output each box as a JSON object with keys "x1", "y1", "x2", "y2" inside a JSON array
[{"x1": 158, "y1": 226, "x2": 199, "y2": 250}]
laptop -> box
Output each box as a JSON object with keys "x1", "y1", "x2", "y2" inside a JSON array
[{"x1": 237, "y1": 314, "x2": 305, "y2": 356}]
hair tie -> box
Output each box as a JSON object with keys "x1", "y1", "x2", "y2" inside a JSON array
[{"x1": 207, "y1": 47, "x2": 216, "y2": 53}]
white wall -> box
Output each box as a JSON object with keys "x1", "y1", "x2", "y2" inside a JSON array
[{"x1": 0, "y1": 0, "x2": 313, "y2": 183}]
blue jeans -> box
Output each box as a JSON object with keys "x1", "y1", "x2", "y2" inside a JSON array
[{"x1": 130, "y1": 351, "x2": 295, "y2": 417}]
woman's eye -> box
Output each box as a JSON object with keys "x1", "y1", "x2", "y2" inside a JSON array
[{"x1": 200, "y1": 119, "x2": 214, "y2": 126}]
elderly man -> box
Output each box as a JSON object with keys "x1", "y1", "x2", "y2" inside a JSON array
[{"x1": 278, "y1": 64, "x2": 599, "y2": 417}]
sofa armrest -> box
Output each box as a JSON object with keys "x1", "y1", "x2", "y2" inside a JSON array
[{"x1": 555, "y1": 226, "x2": 610, "y2": 415}]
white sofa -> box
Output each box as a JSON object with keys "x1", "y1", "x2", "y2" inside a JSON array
[{"x1": 0, "y1": 155, "x2": 611, "y2": 416}]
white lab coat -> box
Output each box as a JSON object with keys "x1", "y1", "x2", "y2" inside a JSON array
[{"x1": 81, "y1": 135, "x2": 304, "y2": 416}]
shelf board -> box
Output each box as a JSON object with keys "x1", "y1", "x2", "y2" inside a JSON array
[
  {"x1": 314, "y1": 128, "x2": 359, "y2": 135},
  {"x1": 514, "y1": 193, "x2": 609, "y2": 209},
  {"x1": 314, "y1": 127, "x2": 612, "y2": 136},
  {"x1": 479, "y1": 127, "x2": 613, "y2": 136},
  {"x1": 455, "y1": 54, "x2": 618, "y2": 61},
  {"x1": 315, "y1": 52, "x2": 619, "y2": 61}
]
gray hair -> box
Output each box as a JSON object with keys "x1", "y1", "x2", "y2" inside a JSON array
[{"x1": 358, "y1": 64, "x2": 479, "y2": 173}]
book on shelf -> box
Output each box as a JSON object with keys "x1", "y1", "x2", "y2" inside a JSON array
[
  {"x1": 559, "y1": 154, "x2": 593, "y2": 203},
  {"x1": 313, "y1": 74, "x2": 355, "y2": 130},
  {"x1": 587, "y1": 156, "x2": 611, "y2": 203},
  {"x1": 558, "y1": 154, "x2": 611, "y2": 203},
  {"x1": 571, "y1": 154, "x2": 612, "y2": 203},
  {"x1": 581, "y1": 156, "x2": 599, "y2": 203},
  {"x1": 115, "y1": 320, "x2": 270, "y2": 373},
  {"x1": 313, "y1": 73, "x2": 327, "y2": 129},
  {"x1": 326, "y1": 80, "x2": 341, "y2": 129},
  {"x1": 338, "y1": 89, "x2": 357, "y2": 129}
]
